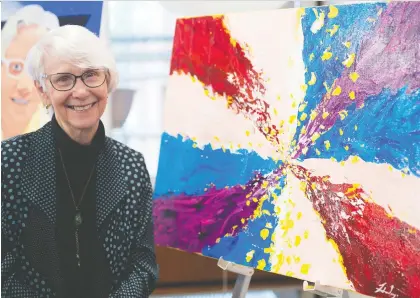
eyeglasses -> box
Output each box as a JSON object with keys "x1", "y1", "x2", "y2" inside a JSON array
[
  {"x1": 1, "y1": 58, "x2": 28, "y2": 79},
  {"x1": 42, "y1": 69, "x2": 107, "y2": 91}
]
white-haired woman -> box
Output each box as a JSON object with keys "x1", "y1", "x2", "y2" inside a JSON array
[
  {"x1": 1, "y1": 5, "x2": 59, "y2": 140},
  {"x1": 1, "y1": 25, "x2": 158, "y2": 298}
]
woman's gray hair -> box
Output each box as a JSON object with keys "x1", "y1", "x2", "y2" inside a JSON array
[
  {"x1": 1, "y1": 4, "x2": 60, "y2": 59},
  {"x1": 26, "y1": 24, "x2": 119, "y2": 94}
]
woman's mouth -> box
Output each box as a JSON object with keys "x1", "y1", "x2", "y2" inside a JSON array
[{"x1": 66, "y1": 102, "x2": 97, "y2": 111}]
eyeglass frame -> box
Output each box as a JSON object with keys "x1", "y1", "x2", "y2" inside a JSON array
[{"x1": 41, "y1": 68, "x2": 109, "y2": 91}]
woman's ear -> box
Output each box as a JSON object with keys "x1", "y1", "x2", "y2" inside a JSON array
[{"x1": 34, "y1": 80, "x2": 51, "y2": 106}]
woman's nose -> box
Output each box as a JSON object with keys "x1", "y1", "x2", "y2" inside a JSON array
[{"x1": 71, "y1": 78, "x2": 90, "y2": 98}]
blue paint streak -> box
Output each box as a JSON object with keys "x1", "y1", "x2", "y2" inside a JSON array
[
  {"x1": 295, "y1": 3, "x2": 384, "y2": 141},
  {"x1": 18, "y1": 1, "x2": 103, "y2": 34},
  {"x1": 154, "y1": 133, "x2": 278, "y2": 197},
  {"x1": 203, "y1": 175, "x2": 286, "y2": 270},
  {"x1": 302, "y1": 88, "x2": 420, "y2": 177}
]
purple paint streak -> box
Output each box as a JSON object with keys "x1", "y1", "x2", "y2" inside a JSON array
[
  {"x1": 293, "y1": 2, "x2": 420, "y2": 158},
  {"x1": 153, "y1": 166, "x2": 284, "y2": 252}
]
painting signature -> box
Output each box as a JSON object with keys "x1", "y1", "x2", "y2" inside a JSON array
[{"x1": 374, "y1": 283, "x2": 398, "y2": 298}]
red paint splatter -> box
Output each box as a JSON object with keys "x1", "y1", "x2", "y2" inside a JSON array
[
  {"x1": 170, "y1": 16, "x2": 281, "y2": 146},
  {"x1": 290, "y1": 164, "x2": 420, "y2": 298}
]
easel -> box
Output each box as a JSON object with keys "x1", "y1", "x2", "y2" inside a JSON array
[
  {"x1": 218, "y1": 257, "x2": 344, "y2": 298},
  {"x1": 303, "y1": 280, "x2": 344, "y2": 297},
  {"x1": 217, "y1": 257, "x2": 254, "y2": 298}
]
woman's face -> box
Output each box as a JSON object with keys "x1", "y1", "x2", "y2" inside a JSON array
[
  {"x1": 40, "y1": 59, "x2": 108, "y2": 136},
  {"x1": 1, "y1": 24, "x2": 48, "y2": 139}
]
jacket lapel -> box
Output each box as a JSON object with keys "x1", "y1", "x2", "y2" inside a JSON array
[
  {"x1": 96, "y1": 138, "x2": 126, "y2": 228},
  {"x1": 21, "y1": 122, "x2": 57, "y2": 225}
]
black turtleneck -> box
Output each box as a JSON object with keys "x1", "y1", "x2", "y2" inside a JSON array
[{"x1": 52, "y1": 116, "x2": 111, "y2": 298}]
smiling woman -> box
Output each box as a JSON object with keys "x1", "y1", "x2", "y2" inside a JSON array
[{"x1": 1, "y1": 25, "x2": 158, "y2": 298}]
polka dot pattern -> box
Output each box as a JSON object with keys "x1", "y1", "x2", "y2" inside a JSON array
[{"x1": 2, "y1": 124, "x2": 158, "y2": 297}]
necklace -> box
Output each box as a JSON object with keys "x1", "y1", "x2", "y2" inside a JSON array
[{"x1": 58, "y1": 148, "x2": 96, "y2": 267}]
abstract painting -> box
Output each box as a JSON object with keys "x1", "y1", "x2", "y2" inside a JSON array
[
  {"x1": 1, "y1": 1, "x2": 103, "y2": 140},
  {"x1": 153, "y1": 2, "x2": 420, "y2": 297}
]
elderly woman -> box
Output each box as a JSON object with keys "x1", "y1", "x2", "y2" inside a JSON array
[{"x1": 1, "y1": 25, "x2": 158, "y2": 297}]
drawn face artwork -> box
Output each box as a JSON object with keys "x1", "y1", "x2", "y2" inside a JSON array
[{"x1": 1, "y1": 24, "x2": 48, "y2": 139}]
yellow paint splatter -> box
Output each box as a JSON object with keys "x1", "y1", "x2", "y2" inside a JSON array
[
  {"x1": 323, "y1": 81, "x2": 332, "y2": 93},
  {"x1": 349, "y1": 91, "x2": 356, "y2": 100},
  {"x1": 286, "y1": 256, "x2": 292, "y2": 265},
  {"x1": 299, "y1": 102, "x2": 307, "y2": 112},
  {"x1": 265, "y1": 223, "x2": 273, "y2": 229},
  {"x1": 214, "y1": 136, "x2": 220, "y2": 142},
  {"x1": 257, "y1": 259, "x2": 266, "y2": 270},
  {"x1": 322, "y1": 111, "x2": 329, "y2": 119},
  {"x1": 343, "y1": 41, "x2": 351, "y2": 48},
  {"x1": 310, "y1": 110, "x2": 318, "y2": 121},
  {"x1": 277, "y1": 95, "x2": 281, "y2": 101},
  {"x1": 260, "y1": 228, "x2": 269, "y2": 240},
  {"x1": 309, "y1": 53, "x2": 315, "y2": 61},
  {"x1": 354, "y1": 125, "x2": 358, "y2": 131},
  {"x1": 311, "y1": 132, "x2": 320, "y2": 143},
  {"x1": 308, "y1": 72, "x2": 317, "y2": 85},
  {"x1": 192, "y1": 143, "x2": 198, "y2": 148},
  {"x1": 326, "y1": 24, "x2": 339, "y2": 36},
  {"x1": 328, "y1": 5, "x2": 339, "y2": 18},
  {"x1": 349, "y1": 72, "x2": 359, "y2": 82},
  {"x1": 339, "y1": 110, "x2": 348, "y2": 120},
  {"x1": 295, "y1": 235, "x2": 302, "y2": 247},
  {"x1": 344, "y1": 145, "x2": 349, "y2": 151},
  {"x1": 245, "y1": 130, "x2": 250, "y2": 137},
  {"x1": 246, "y1": 250, "x2": 255, "y2": 262},
  {"x1": 343, "y1": 53, "x2": 356, "y2": 68},
  {"x1": 289, "y1": 115, "x2": 297, "y2": 124},
  {"x1": 322, "y1": 47, "x2": 333, "y2": 61},
  {"x1": 272, "y1": 252, "x2": 284, "y2": 273},
  {"x1": 280, "y1": 212, "x2": 295, "y2": 236},
  {"x1": 331, "y1": 86, "x2": 341, "y2": 97},
  {"x1": 324, "y1": 140, "x2": 331, "y2": 150},
  {"x1": 339, "y1": 128, "x2": 344, "y2": 136},
  {"x1": 301, "y1": 264, "x2": 311, "y2": 275},
  {"x1": 294, "y1": 256, "x2": 301, "y2": 264},
  {"x1": 300, "y1": 113, "x2": 308, "y2": 121},
  {"x1": 304, "y1": 230, "x2": 309, "y2": 239},
  {"x1": 301, "y1": 84, "x2": 308, "y2": 92},
  {"x1": 264, "y1": 246, "x2": 274, "y2": 254},
  {"x1": 286, "y1": 271, "x2": 295, "y2": 277},
  {"x1": 315, "y1": 149, "x2": 321, "y2": 156},
  {"x1": 311, "y1": 9, "x2": 325, "y2": 34},
  {"x1": 351, "y1": 156, "x2": 360, "y2": 164}
]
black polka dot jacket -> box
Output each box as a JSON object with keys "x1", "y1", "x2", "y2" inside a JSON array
[{"x1": 1, "y1": 122, "x2": 159, "y2": 297}]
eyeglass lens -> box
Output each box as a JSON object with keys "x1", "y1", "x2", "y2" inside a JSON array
[{"x1": 50, "y1": 69, "x2": 106, "y2": 91}]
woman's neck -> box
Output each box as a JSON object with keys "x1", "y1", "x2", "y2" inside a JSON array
[{"x1": 56, "y1": 118, "x2": 99, "y2": 145}]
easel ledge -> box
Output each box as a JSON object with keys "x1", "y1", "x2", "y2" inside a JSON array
[{"x1": 218, "y1": 257, "x2": 344, "y2": 298}]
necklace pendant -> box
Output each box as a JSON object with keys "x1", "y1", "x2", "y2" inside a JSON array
[{"x1": 74, "y1": 211, "x2": 83, "y2": 227}]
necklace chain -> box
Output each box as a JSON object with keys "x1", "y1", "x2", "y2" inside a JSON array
[
  {"x1": 58, "y1": 148, "x2": 96, "y2": 267},
  {"x1": 58, "y1": 148, "x2": 96, "y2": 210}
]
